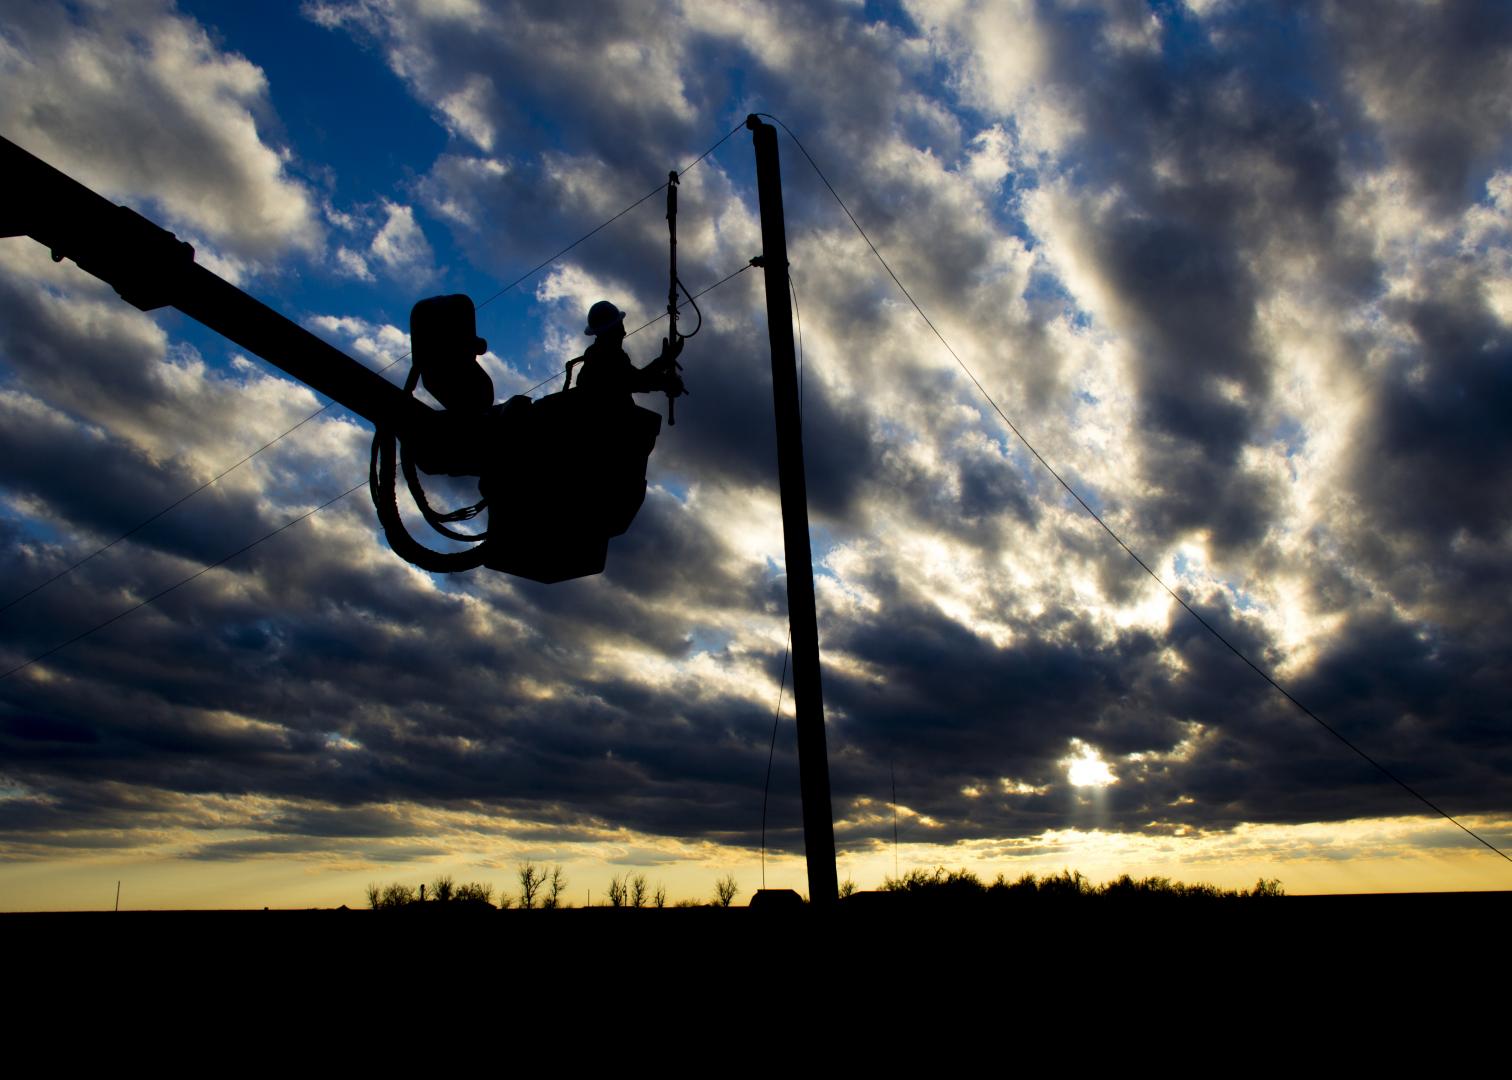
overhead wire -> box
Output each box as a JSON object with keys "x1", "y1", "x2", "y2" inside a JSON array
[
  {"x1": 790, "y1": 271, "x2": 805, "y2": 413},
  {"x1": 471, "y1": 120, "x2": 745, "y2": 312},
  {"x1": 628, "y1": 260, "x2": 752, "y2": 338},
  {"x1": 19, "y1": 112, "x2": 1495, "y2": 866},
  {"x1": 2, "y1": 265, "x2": 756, "y2": 685},
  {"x1": 524, "y1": 258, "x2": 756, "y2": 398},
  {"x1": 759, "y1": 271, "x2": 807, "y2": 891},
  {"x1": 2, "y1": 121, "x2": 748, "y2": 615},
  {"x1": 757, "y1": 112, "x2": 1511, "y2": 865},
  {"x1": 2, "y1": 124, "x2": 752, "y2": 676},
  {"x1": 1, "y1": 481, "x2": 368, "y2": 682},
  {"x1": 0, "y1": 404, "x2": 332, "y2": 617},
  {"x1": 760, "y1": 636, "x2": 790, "y2": 891}
]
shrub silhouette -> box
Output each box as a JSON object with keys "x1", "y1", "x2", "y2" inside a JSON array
[
  {"x1": 884, "y1": 866, "x2": 987, "y2": 898},
  {"x1": 454, "y1": 881, "x2": 492, "y2": 904},
  {"x1": 362, "y1": 867, "x2": 1283, "y2": 913},
  {"x1": 868, "y1": 867, "x2": 1285, "y2": 907},
  {"x1": 366, "y1": 879, "x2": 494, "y2": 910},
  {"x1": 988, "y1": 872, "x2": 1041, "y2": 897},
  {"x1": 1250, "y1": 877, "x2": 1285, "y2": 897},
  {"x1": 1036, "y1": 869, "x2": 1091, "y2": 898},
  {"x1": 380, "y1": 882, "x2": 417, "y2": 909}
]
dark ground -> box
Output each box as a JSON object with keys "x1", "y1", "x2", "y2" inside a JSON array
[
  {"x1": 9, "y1": 890, "x2": 1505, "y2": 961},
  {"x1": 8, "y1": 893, "x2": 1502, "y2": 1037}
]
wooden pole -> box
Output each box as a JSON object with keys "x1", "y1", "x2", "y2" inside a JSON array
[{"x1": 747, "y1": 115, "x2": 838, "y2": 907}]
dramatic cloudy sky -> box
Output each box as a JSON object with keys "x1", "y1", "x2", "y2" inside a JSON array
[{"x1": 3, "y1": 0, "x2": 1510, "y2": 908}]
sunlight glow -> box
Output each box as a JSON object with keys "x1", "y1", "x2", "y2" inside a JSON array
[{"x1": 1064, "y1": 741, "x2": 1117, "y2": 788}]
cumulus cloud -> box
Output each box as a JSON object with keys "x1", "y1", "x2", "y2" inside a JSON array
[
  {"x1": 4, "y1": 0, "x2": 1511, "y2": 889},
  {"x1": 0, "y1": 0, "x2": 322, "y2": 261},
  {"x1": 335, "y1": 245, "x2": 376, "y2": 281},
  {"x1": 368, "y1": 200, "x2": 436, "y2": 279}
]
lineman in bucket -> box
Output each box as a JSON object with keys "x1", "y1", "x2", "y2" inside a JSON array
[{"x1": 573, "y1": 299, "x2": 686, "y2": 405}]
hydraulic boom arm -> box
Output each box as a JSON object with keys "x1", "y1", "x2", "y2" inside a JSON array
[{"x1": 0, "y1": 133, "x2": 467, "y2": 472}]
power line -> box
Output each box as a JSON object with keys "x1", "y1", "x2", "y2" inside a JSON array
[
  {"x1": 1, "y1": 147, "x2": 760, "y2": 680},
  {"x1": 0, "y1": 481, "x2": 368, "y2": 682},
  {"x1": 625, "y1": 260, "x2": 753, "y2": 338},
  {"x1": 758, "y1": 275, "x2": 807, "y2": 889},
  {"x1": 0, "y1": 348, "x2": 418, "y2": 622},
  {"x1": 790, "y1": 270, "x2": 805, "y2": 414},
  {"x1": 3, "y1": 122, "x2": 747, "y2": 615},
  {"x1": 522, "y1": 259, "x2": 755, "y2": 397},
  {"x1": 0, "y1": 408, "x2": 323, "y2": 616},
  {"x1": 760, "y1": 637, "x2": 790, "y2": 891},
  {"x1": 759, "y1": 113, "x2": 1512, "y2": 865},
  {"x1": 472, "y1": 122, "x2": 745, "y2": 312}
]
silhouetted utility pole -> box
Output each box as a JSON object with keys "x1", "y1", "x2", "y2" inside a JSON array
[{"x1": 747, "y1": 115, "x2": 838, "y2": 908}]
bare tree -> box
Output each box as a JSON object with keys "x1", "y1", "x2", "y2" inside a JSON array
[
  {"x1": 430, "y1": 875, "x2": 455, "y2": 903},
  {"x1": 630, "y1": 873, "x2": 649, "y2": 908},
  {"x1": 518, "y1": 861, "x2": 545, "y2": 909},
  {"x1": 839, "y1": 876, "x2": 858, "y2": 899},
  {"x1": 365, "y1": 882, "x2": 382, "y2": 910},
  {"x1": 653, "y1": 883, "x2": 667, "y2": 909},
  {"x1": 542, "y1": 866, "x2": 567, "y2": 910},
  {"x1": 714, "y1": 873, "x2": 739, "y2": 908},
  {"x1": 607, "y1": 874, "x2": 627, "y2": 908}
]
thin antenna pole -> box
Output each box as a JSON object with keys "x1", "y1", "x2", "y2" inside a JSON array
[
  {"x1": 115, "y1": 880, "x2": 121, "y2": 912},
  {"x1": 746, "y1": 115, "x2": 838, "y2": 908}
]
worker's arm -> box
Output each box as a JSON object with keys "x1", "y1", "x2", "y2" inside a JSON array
[{"x1": 633, "y1": 337, "x2": 686, "y2": 396}]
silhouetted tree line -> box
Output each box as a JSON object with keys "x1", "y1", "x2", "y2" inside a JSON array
[
  {"x1": 366, "y1": 863, "x2": 567, "y2": 911},
  {"x1": 365, "y1": 866, "x2": 1286, "y2": 911},
  {"x1": 604, "y1": 872, "x2": 666, "y2": 908},
  {"x1": 877, "y1": 867, "x2": 1285, "y2": 905},
  {"x1": 364, "y1": 866, "x2": 744, "y2": 910},
  {"x1": 601, "y1": 872, "x2": 740, "y2": 908}
]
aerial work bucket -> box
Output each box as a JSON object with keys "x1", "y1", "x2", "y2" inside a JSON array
[
  {"x1": 371, "y1": 294, "x2": 664, "y2": 584},
  {"x1": 478, "y1": 390, "x2": 662, "y2": 583}
]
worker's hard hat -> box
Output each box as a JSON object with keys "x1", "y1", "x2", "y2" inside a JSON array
[{"x1": 585, "y1": 300, "x2": 627, "y2": 336}]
